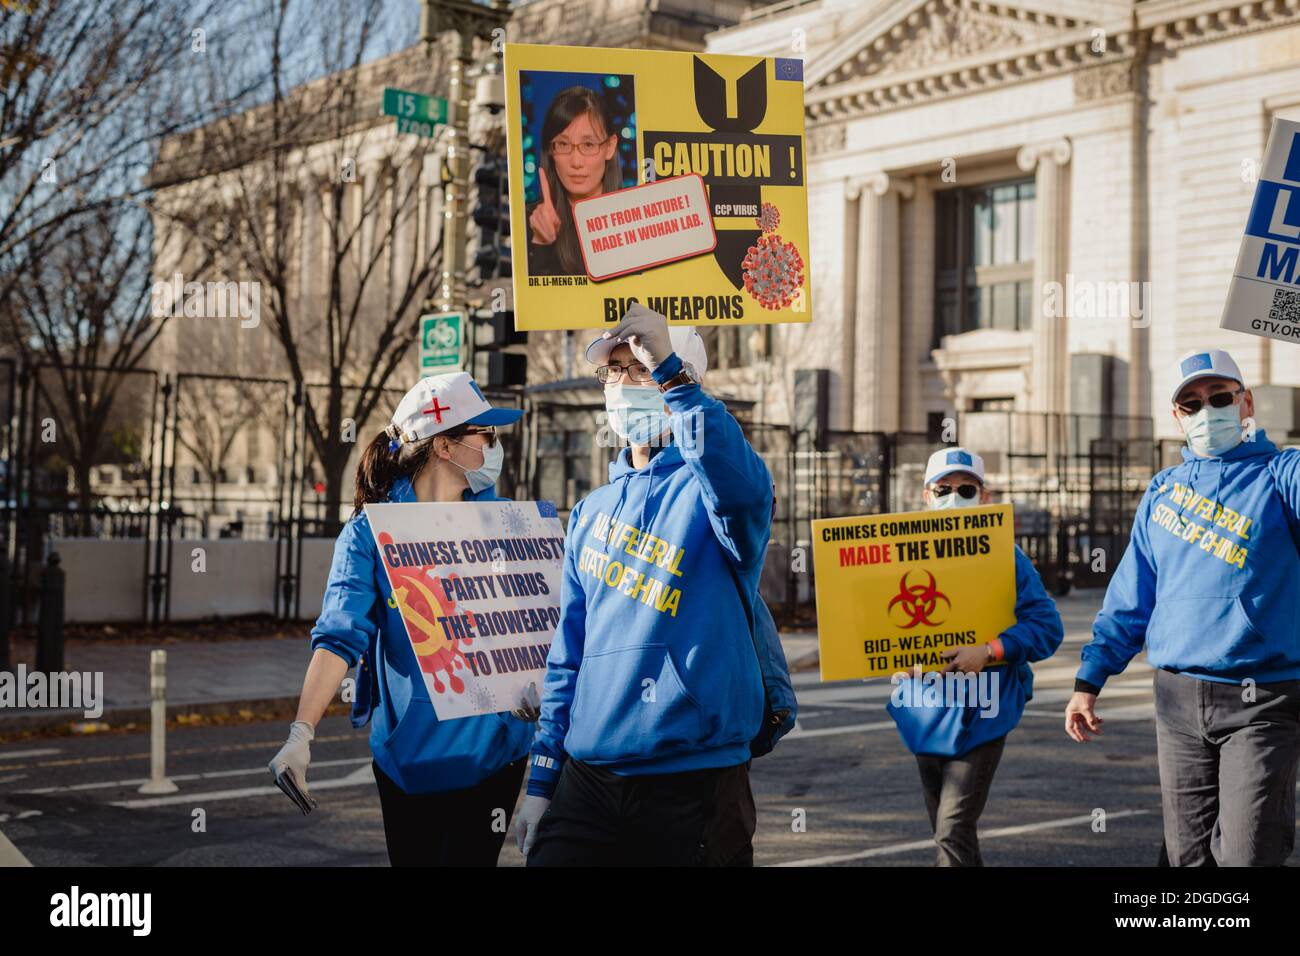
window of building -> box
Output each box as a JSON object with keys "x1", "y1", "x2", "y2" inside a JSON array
[
  {"x1": 699, "y1": 326, "x2": 771, "y2": 371},
  {"x1": 934, "y1": 177, "x2": 1035, "y2": 346}
]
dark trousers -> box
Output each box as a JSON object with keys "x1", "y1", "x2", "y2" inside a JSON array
[
  {"x1": 527, "y1": 758, "x2": 756, "y2": 867},
  {"x1": 372, "y1": 758, "x2": 525, "y2": 867},
  {"x1": 1154, "y1": 668, "x2": 1300, "y2": 866},
  {"x1": 914, "y1": 736, "x2": 1006, "y2": 867}
]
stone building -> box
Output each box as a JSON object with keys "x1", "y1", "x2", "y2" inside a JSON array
[{"x1": 706, "y1": 0, "x2": 1300, "y2": 441}]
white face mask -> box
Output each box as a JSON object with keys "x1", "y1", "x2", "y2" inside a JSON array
[
  {"x1": 927, "y1": 483, "x2": 983, "y2": 510},
  {"x1": 452, "y1": 438, "x2": 503, "y2": 493},
  {"x1": 1179, "y1": 404, "x2": 1244, "y2": 457}
]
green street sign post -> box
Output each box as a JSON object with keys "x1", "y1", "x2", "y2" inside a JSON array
[
  {"x1": 384, "y1": 88, "x2": 447, "y2": 140},
  {"x1": 420, "y1": 312, "x2": 463, "y2": 371}
]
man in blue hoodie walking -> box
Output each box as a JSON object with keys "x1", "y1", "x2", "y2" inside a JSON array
[
  {"x1": 1066, "y1": 349, "x2": 1300, "y2": 866},
  {"x1": 887, "y1": 447, "x2": 1064, "y2": 866},
  {"x1": 515, "y1": 304, "x2": 773, "y2": 866}
]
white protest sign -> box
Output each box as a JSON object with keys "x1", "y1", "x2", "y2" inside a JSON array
[
  {"x1": 574, "y1": 173, "x2": 715, "y2": 281},
  {"x1": 365, "y1": 500, "x2": 565, "y2": 720},
  {"x1": 1221, "y1": 117, "x2": 1300, "y2": 344}
]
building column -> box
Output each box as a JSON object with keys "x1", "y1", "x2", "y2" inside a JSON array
[
  {"x1": 1016, "y1": 138, "x2": 1072, "y2": 414},
  {"x1": 848, "y1": 171, "x2": 912, "y2": 432}
]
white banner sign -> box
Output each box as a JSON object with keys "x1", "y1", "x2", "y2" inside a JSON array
[
  {"x1": 365, "y1": 500, "x2": 565, "y2": 720},
  {"x1": 1221, "y1": 116, "x2": 1300, "y2": 345}
]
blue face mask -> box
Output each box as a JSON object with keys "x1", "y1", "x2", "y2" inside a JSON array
[
  {"x1": 1180, "y1": 405, "x2": 1243, "y2": 457},
  {"x1": 453, "y1": 439, "x2": 503, "y2": 493},
  {"x1": 605, "y1": 383, "x2": 669, "y2": 446}
]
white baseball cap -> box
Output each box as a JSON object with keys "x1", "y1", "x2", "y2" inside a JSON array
[
  {"x1": 387, "y1": 371, "x2": 523, "y2": 445},
  {"x1": 585, "y1": 326, "x2": 709, "y2": 378},
  {"x1": 1171, "y1": 349, "x2": 1245, "y2": 403},
  {"x1": 924, "y1": 447, "x2": 986, "y2": 486}
]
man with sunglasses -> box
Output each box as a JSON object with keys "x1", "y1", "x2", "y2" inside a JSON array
[
  {"x1": 884, "y1": 447, "x2": 1064, "y2": 865},
  {"x1": 515, "y1": 303, "x2": 776, "y2": 866},
  {"x1": 1066, "y1": 349, "x2": 1300, "y2": 866}
]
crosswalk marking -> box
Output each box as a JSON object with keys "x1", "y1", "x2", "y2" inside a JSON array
[{"x1": 772, "y1": 809, "x2": 1156, "y2": 867}]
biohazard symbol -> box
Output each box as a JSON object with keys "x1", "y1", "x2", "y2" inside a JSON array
[
  {"x1": 378, "y1": 531, "x2": 470, "y2": 695},
  {"x1": 887, "y1": 570, "x2": 950, "y2": 629}
]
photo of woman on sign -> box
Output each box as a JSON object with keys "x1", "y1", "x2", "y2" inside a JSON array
[{"x1": 524, "y1": 79, "x2": 634, "y2": 277}]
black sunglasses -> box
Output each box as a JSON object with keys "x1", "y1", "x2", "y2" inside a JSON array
[
  {"x1": 459, "y1": 426, "x2": 498, "y2": 447},
  {"x1": 1174, "y1": 388, "x2": 1243, "y2": 417},
  {"x1": 931, "y1": 483, "x2": 980, "y2": 500}
]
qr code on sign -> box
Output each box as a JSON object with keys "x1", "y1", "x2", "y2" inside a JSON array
[{"x1": 1268, "y1": 288, "x2": 1300, "y2": 321}]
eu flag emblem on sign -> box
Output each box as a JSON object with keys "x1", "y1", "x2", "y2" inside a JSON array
[
  {"x1": 775, "y1": 58, "x2": 803, "y2": 82},
  {"x1": 1180, "y1": 353, "x2": 1214, "y2": 376},
  {"x1": 537, "y1": 501, "x2": 558, "y2": 518},
  {"x1": 947, "y1": 451, "x2": 973, "y2": 466}
]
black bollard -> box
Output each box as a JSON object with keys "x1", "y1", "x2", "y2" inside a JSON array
[
  {"x1": 36, "y1": 552, "x2": 65, "y2": 674},
  {"x1": 0, "y1": 550, "x2": 9, "y2": 670}
]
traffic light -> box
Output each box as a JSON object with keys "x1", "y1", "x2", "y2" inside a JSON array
[
  {"x1": 471, "y1": 156, "x2": 510, "y2": 279},
  {"x1": 470, "y1": 309, "x2": 527, "y2": 387}
]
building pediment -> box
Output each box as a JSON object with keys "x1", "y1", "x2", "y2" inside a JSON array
[
  {"x1": 803, "y1": 0, "x2": 1132, "y2": 122},
  {"x1": 810, "y1": 0, "x2": 1087, "y2": 90}
]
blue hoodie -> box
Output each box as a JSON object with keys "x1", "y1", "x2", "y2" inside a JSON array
[
  {"x1": 886, "y1": 546, "x2": 1064, "y2": 758},
  {"x1": 1079, "y1": 432, "x2": 1300, "y2": 689},
  {"x1": 527, "y1": 360, "x2": 773, "y2": 798},
  {"x1": 310, "y1": 476, "x2": 533, "y2": 794}
]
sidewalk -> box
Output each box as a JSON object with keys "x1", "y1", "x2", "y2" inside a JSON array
[
  {"x1": 0, "y1": 588, "x2": 1106, "y2": 735},
  {"x1": 0, "y1": 636, "x2": 314, "y2": 735}
]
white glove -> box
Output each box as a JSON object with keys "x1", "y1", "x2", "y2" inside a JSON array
[
  {"x1": 269, "y1": 720, "x2": 314, "y2": 792},
  {"x1": 510, "y1": 681, "x2": 541, "y2": 722},
  {"x1": 603, "y1": 303, "x2": 674, "y2": 371},
  {"x1": 515, "y1": 794, "x2": 551, "y2": 856}
]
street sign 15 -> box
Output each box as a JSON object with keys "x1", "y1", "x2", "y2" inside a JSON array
[{"x1": 382, "y1": 88, "x2": 448, "y2": 125}]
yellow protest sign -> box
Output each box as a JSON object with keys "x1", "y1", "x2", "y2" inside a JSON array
[
  {"x1": 812, "y1": 504, "x2": 1017, "y2": 681},
  {"x1": 503, "y1": 43, "x2": 811, "y2": 331}
]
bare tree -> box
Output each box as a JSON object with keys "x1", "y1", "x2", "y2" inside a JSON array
[
  {"x1": 0, "y1": 0, "x2": 235, "y2": 313},
  {"x1": 8, "y1": 202, "x2": 178, "y2": 513},
  {"x1": 172, "y1": 379, "x2": 278, "y2": 518},
  {"x1": 154, "y1": 0, "x2": 445, "y2": 531}
]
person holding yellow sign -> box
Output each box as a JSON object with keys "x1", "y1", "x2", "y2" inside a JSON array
[
  {"x1": 885, "y1": 447, "x2": 1063, "y2": 867},
  {"x1": 269, "y1": 372, "x2": 536, "y2": 867},
  {"x1": 516, "y1": 304, "x2": 778, "y2": 866}
]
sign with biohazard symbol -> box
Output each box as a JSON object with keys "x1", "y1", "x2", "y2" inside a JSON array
[
  {"x1": 812, "y1": 504, "x2": 1017, "y2": 681},
  {"x1": 365, "y1": 501, "x2": 566, "y2": 720},
  {"x1": 887, "y1": 570, "x2": 951, "y2": 628},
  {"x1": 504, "y1": 43, "x2": 811, "y2": 331}
]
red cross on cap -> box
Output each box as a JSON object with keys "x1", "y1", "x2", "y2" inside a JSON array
[{"x1": 421, "y1": 396, "x2": 450, "y2": 423}]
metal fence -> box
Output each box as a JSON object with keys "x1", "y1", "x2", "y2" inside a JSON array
[{"x1": 0, "y1": 359, "x2": 1172, "y2": 624}]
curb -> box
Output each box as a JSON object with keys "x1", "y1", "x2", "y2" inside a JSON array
[{"x1": 0, "y1": 695, "x2": 303, "y2": 738}]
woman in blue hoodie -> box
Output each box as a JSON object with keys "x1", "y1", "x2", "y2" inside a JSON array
[
  {"x1": 268, "y1": 372, "x2": 535, "y2": 866},
  {"x1": 1066, "y1": 349, "x2": 1300, "y2": 866},
  {"x1": 886, "y1": 446, "x2": 1064, "y2": 866}
]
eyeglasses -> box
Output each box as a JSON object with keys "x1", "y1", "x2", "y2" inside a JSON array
[
  {"x1": 596, "y1": 362, "x2": 654, "y2": 385},
  {"x1": 930, "y1": 483, "x2": 980, "y2": 500},
  {"x1": 1174, "y1": 388, "x2": 1243, "y2": 417},
  {"x1": 459, "y1": 427, "x2": 498, "y2": 447},
  {"x1": 550, "y1": 138, "x2": 610, "y2": 156}
]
